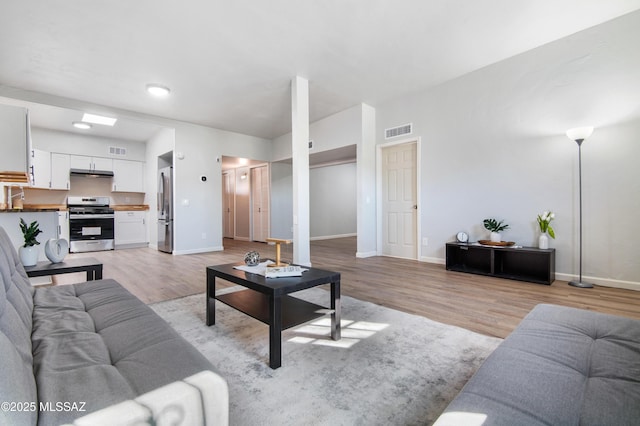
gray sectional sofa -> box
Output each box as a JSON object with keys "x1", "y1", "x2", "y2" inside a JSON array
[
  {"x1": 435, "y1": 303, "x2": 640, "y2": 426},
  {"x1": 0, "y1": 226, "x2": 228, "y2": 426}
]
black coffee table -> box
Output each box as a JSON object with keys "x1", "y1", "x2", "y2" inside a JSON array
[{"x1": 206, "y1": 263, "x2": 341, "y2": 369}]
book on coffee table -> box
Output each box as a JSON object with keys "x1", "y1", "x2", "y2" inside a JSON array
[{"x1": 265, "y1": 265, "x2": 307, "y2": 278}]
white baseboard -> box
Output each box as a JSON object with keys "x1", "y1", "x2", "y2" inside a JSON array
[
  {"x1": 173, "y1": 246, "x2": 224, "y2": 255},
  {"x1": 422, "y1": 257, "x2": 640, "y2": 291},
  {"x1": 115, "y1": 243, "x2": 149, "y2": 250},
  {"x1": 555, "y1": 273, "x2": 640, "y2": 291},
  {"x1": 356, "y1": 251, "x2": 377, "y2": 258},
  {"x1": 311, "y1": 233, "x2": 357, "y2": 241},
  {"x1": 420, "y1": 256, "x2": 445, "y2": 264}
]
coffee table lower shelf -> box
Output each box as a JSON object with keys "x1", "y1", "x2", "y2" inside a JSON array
[{"x1": 216, "y1": 289, "x2": 328, "y2": 330}]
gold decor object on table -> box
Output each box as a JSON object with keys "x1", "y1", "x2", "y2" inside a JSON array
[
  {"x1": 477, "y1": 240, "x2": 515, "y2": 247},
  {"x1": 266, "y1": 238, "x2": 292, "y2": 267}
]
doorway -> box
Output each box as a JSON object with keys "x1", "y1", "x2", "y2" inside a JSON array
[
  {"x1": 221, "y1": 156, "x2": 270, "y2": 242},
  {"x1": 379, "y1": 140, "x2": 419, "y2": 259},
  {"x1": 251, "y1": 165, "x2": 269, "y2": 242}
]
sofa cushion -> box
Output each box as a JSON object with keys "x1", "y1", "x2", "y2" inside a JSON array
[
  {"x1": 436, "y1": 304, "x2": 640, "y2": 426},
  {"x1": 0, "y1": 227, "x2": 38, "y2": 426},
  {"x1": 32, "y1": 279, "x2": 216, "y2": 425}
]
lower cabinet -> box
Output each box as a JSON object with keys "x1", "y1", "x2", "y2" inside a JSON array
[{"x1": 115, "y1": 211, "x2": 148, "y2": 248}]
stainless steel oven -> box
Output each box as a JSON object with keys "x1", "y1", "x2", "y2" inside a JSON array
[{"x1": 68, "y1": 196, "x2": 115, "y2": 253}]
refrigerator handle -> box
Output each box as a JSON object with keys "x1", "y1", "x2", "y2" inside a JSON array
[{"x1": 159, "y1": 172, "x2": 165, "y2": 216}]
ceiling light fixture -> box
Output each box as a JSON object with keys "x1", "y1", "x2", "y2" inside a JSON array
[
  {"x1": 72, "y1": 121, "x2": 92, "y2": 130},
  {"x1": 146, "y1": 84, "x2": 171, "y2": 97},
  {"x1": 82, "y1": 113, "x2": 117, "y2": 126}
]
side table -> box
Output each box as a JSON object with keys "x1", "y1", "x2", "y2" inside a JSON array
[{"x1": 24, "y1": 257, "x2": 103, "y2": 282}]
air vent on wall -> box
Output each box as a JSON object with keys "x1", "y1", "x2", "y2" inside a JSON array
[
  {"x1": 109, "y1": 146, "x2": 127, "y2": 156},
  {"x1": 385, "y1": 123, "x2": 412, "y2": 139}
]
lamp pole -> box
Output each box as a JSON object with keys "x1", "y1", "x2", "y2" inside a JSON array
[{"x1": 566, "y1": 127, "x2": 594, "y2": 288}]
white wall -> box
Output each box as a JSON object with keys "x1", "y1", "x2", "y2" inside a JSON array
[
  {"x1": 171, "y1": 122, "x2": 271, "y2": 254},
  {"x1": 310, "y1": 162, "x2": 357, "y2": 239},
  {"x1": 270, "y1": 104, "x2": 376, "y2": 248},
  {"x1": 375, "y1": 11, "x2": 640, "y2": 289},
  {"x1": 270, "y1": 162, "x2": 293, "y2": 239},
  {"x1": 31, "y1": 128, "x2": 146, "y2": 161},
  {"x1": 145, "y1": 127, "x2": 175, "y2": 249},
  {"x1": 271, "y1": 104, "x2": 363, "y2": 162}
]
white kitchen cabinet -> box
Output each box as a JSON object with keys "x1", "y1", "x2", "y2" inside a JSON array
[
  {"x1": 69, "y1": 155, "x2": 113, "y2": 171},
  {"x1": 112, "y1": 159, "x2": 144, "y2": 192},
  {"x1": 0, "y1": 103, "x2": 29, "y2": 173},
  {"x1": 30, "y1": 149, "x2": 51, "y2": 189},
  {"x1": 57, "y1": 211, "x2": 70, "y2": 242},
  {"x1": 115, "y1": 211, "x2": 148, "y2": 248},
  {"x1": 50, "y1": 153, "x2": 70, "y2": 190}
]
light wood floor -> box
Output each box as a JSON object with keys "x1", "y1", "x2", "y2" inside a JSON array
[{"x1": 58, "y1": 237, "x2": 640, "y2": 339}]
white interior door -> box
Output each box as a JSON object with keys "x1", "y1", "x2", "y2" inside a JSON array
[
  {"x1": 251, "y1": 165, "x2": 270, "y2": 242},
  {"x1": 382, "y1": 143, "x2": 417, "y2": 259},
  {"x1": 222, "y1": 170, "x2": 235, "y2": 239}
]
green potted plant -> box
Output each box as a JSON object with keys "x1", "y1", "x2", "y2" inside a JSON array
[
  {"x1": 483, "y1": 218, "x2": 509, "y2": 242},
  {"x1": 536, "y1": 211, "x2": 555, "y2": 249},
  {"x1": 19, "y1": 218, "x2": 42, "y2": 266}
]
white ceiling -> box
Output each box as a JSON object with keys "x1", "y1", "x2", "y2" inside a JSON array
[{"x1": 1, "y1": 1, "x2": 640, "y2": 140}]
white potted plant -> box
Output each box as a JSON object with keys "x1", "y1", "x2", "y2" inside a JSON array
[
  {"x1": 19, "y1": 218, "x2": 42, "y2": 266},
  {"x1": 536, "y1": 211, "x2": 555, "y2": 249},
  {"x1": 483, "y1": 218, "x2": 509, "y2": 242}
]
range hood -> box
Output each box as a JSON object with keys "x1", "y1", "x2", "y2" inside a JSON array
[{"x1": 70, "y1": 168, "x2": 114, "y2": 178}]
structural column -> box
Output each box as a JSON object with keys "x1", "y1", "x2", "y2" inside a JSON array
[{"x1": 291, "y1": 76, "x2": 311, "y2": 266}]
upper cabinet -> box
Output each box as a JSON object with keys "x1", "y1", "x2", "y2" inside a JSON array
[
  {"x1": 30, "y1": 149, "x2": 51, "y2": 188},
  {"x1": 112, "y1": 159, "x2": 144, "y2": 193},
  {"x1": 26, "y1": 149, "x2": 144, "y2": 193},
  {"x1": 50, "y1": 153, "x2": 70, "y2": 190},
  {"x1": 0, "y1": 104, "x2": 29, "y2": 173},
  {"x1": 30, "y1": 151, "x2": 71, "y2": 190},
  {"x1": 69, "y1": 155, "x2": 113, "y2": 171}
]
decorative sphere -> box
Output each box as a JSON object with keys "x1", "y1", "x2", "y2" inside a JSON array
[{"x1": 244, "y1": 251, "x2": 260, "y2": 266}]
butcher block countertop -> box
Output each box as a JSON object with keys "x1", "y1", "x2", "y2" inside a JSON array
[
  {"x1": 111, "y1": 205, "x2": 149, "y2": 211},
  {"x1": 0, "y1": 204, "x2": 67, "y2": 212}
]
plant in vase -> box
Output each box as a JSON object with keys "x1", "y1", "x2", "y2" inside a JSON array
[
  {"x1": 19, "y1": 218, "x2": 42, "y2": 266},
  {"x1": 536, "y1": 211, "x2": 555, "y2": 249},
  {"x1": 483, "y1": 218, "x2": 509, "y2": 242}
]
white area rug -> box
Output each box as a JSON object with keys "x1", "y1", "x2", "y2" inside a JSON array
[{"x1": 150, "y1": 288, "x2": 502, "y2": 425}]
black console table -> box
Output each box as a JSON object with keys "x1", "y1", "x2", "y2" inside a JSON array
[
  {"x1": 24, "y1": 257, "x2": 103, "y2": 282},
  {"x1": 446, "y1": 243, "x2": 555, "y2": 285}
]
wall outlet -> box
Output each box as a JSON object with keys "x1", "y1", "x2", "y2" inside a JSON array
[
  {"x1": 422, "y1": 237, "x2": 428, "y2": 246},
  {"x1": 201, "y1": 233, "x2": 206, "y2": 239}
]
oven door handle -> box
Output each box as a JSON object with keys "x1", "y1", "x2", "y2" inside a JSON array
[{"x1": 69, "y1": 214, "x2": 115, "y2": 219}]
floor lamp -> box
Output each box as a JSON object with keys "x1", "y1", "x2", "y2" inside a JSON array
[{"x1": 566, "y1": 126, "x2": 594, "y2": 288}]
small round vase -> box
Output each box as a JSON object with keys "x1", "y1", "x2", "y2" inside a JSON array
[
  {"x1": 19, "y1": 245, "x2": 39, "y2": 267},
  {"x1": 538, "y1": 233, "x2": 549, "y2": 249},
  {"x1": 490, "y1": 232, "x2": 501, "y2": 242}
]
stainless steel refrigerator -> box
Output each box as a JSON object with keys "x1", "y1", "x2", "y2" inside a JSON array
[{"x1": 157, "y1": 166, "x2": 173, "y2": 253}]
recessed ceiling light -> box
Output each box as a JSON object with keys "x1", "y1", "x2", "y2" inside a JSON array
[
  {"x1": 82, "y1": 113, "x2": 117, "y2": 126},
  {"x1": 72, "y1": 121, "x2": 92, "y2": 130},
  {"x1": 146, "y1": 84, "x2": 170, "y2": 97}
]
